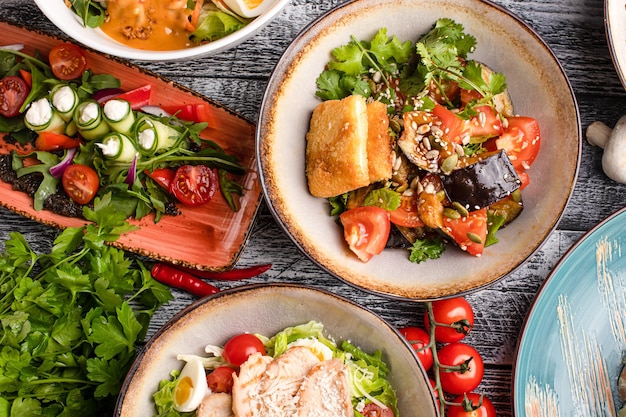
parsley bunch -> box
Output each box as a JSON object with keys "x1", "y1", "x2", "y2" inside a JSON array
[{"x1": 0, "y1": 194, "x2": 173, "y2": 416}]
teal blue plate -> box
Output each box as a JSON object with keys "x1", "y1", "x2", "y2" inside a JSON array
[{"x1": 513, "y1": 208, "x2": 626, "y2": 416}]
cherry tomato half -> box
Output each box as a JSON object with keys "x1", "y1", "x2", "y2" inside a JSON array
[
  {"x1": 339, "y1": 206, "x2": 390, "y2": 263},
  {"x1": 206, "y1": 366, "x2": 235, "y2": 394},
  {"x1": 424, "y1": 297, "x2": 475, "y2": 343},
  {"x1": 62, "y1": 164, "x2": 100, "y2": 205},
  {"x1": 361, "y1": 403, "x2": 395, "y2": 417},
  {"x1": 447, "y1": 393, "x2": 497, "y2": 417},
  {"x1": 0, "y1": 75, "x2": 29, "y2": 117},
  {"x1": 437, "y1": 342, "x2": 484, "y2": 395},
  {"x1": 144, "y1": 167, "x2": 175, "y2": 191},
  {"x1": 169, "y1": 165, "x2": 217, "y2": 206},
  {"x1": 49, "y1": 43, "x2": 88, "y2": 81},
  {"x1": 222, "y1": 334, "x2": 266, "y2": 367},
  {"x1": 398, "y1": 326, "x2": 433, "y2": 371}
]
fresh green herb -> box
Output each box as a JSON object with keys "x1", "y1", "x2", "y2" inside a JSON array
[
  {"x1": 485, "y1": 211, "x2": 506, "y2": 247},
  {"x1": 409, "y1": 237, "x2": 446, "y2": 263},
  {"x1": 68, "y1": 0, "x2": 107, "y2": 28},
  {"x1": 328, "y1": 193, "x2": 349, "y2": 216},
  {"x1": 218, "y1": 169, "x2": 245, "y2": 211},
  {"x1": 0, "y1": 194, "x2": 173, "y2": 416},
  {"x1": 13, "y1": 151, "x2": 60, "y2": 210},
  {"x1": 362, "y1": 188, "x2": 401, "y2": 211}
]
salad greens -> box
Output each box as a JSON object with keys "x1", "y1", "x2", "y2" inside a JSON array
[
  {"x1": 0, "y1": 194, "x2": 173, "y2": 417},
  {"x1": 152, "y1": 321, "x2": 399, "y2": 417},
  {"x1": 315, "y1": 18, "x2": 512, "y2": 263},
  {"x1": 0, "y1": 46, "x2": 246, "y2": 221}
]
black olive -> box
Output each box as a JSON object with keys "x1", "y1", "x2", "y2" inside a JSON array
[{"x1": 439, "y1": 150, "x2": 521, "y2": 210}]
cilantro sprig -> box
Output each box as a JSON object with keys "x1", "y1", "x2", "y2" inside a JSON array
[{"x1": 0, "y1": 194, "x2": 173, "y2": 416}]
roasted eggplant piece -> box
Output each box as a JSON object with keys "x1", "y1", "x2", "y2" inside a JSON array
[
  {"x1": 488, "y1": 192, "x2": 523, "y2": 226},
  {"x1": 439, "y1": 150, "x2": 521, "y2": 210}
]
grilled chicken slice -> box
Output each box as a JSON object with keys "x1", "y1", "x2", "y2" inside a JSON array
[
  {"x1": 197, "y1": 392, "x2": 235, "y2": 417},
  {"x1": 296, "y1": 358, "x2": 353, "y2": 417},
  {"x1": 231, "y1": 352, "x2": 273, "y2": 417},
  {"x1": 255, "y1": 346, "x2": 321, "y2": 417}
]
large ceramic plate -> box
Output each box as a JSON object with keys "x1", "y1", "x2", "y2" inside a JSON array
[
  {"x1": 115, "y1": 284, "x2": 438, "y2": 417},
  {"x1": 0, "y1": 21, "x2": 263, "y2": 271},
  {"x1": 34, "y1": 0, "x2": 290, "y2": 61},
  {"x1": 513, "y1": 207, "x2": 626, "y2": 416},
  {"x1": 257, "y1": 0, "x2": 581, "y2": 300},
  {"x1": 605, "y1": 0, "x2": 626, "y2": 89}
]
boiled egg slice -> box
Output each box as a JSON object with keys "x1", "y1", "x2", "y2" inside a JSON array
[
  {"x1": 173, "y1": 357, "x2": 209, "y2": 412},
  {"x1": 212, "y1": 0, "x2": 275, "y2": 18},
  {"x1": 288, "y1": 338, "x2": 334, "y2": 362}
]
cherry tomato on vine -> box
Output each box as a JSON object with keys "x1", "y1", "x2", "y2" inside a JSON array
[
  {"x1": 169, "y1": 165, "x2": 217, "y2": 206},
  {"x1": 62, "y1": 164, "x2": 100, "y2": 205},
  {"x1": 437, "y1": 342, "x2": 484, "y2": 395},
  {"x1": 206, "y1": 366, "x2": 235, "y2": 393},
  {"x1": 424, "y1": 297, "x2": 474, "y2": 343},
  {"x1": 222, "y1": 334, "x2": 266, "y2": 367},
  {"x1": 361, "y1": 403, "x2": 395, "y2": 417},
  {"x1": 447, "y1": 393, "x2": 496, "y2": 417},
  {"x1": 398, "y1": 326, "x2": 433, "y2": 371},
  {"x1": 0, "y1": 75, "x2": 29, "y2": 117},
  {"x1": 49, "y1": 43, "x2": 88, "y2": 80}
]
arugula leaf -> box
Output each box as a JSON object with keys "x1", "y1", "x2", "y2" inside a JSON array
[
  {"x1": 218, "y1": 169, "x2": 244, "y2": 211},
  {"x1": 69, "y1": 0, "x2": 107, "y2": 28},
  {"x1": 13, "y1": 151, "x2": 60, "y2": 211},
  {"x1": 409, "y1": 237, "x2": 446, "y2": 263}
]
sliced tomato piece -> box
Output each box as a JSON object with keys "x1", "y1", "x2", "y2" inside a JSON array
[
  {"x1": 492, "y1": 116, "x2": 541, "y2": 170},
  {"x1": 432, "y1": 104, "x2": 468, "y2": 145},
  {"x1": 162, "y1": 103, "x2": 218, "y2": 125},
  {"x1": 442, "y1": 208, "x2": 487, "y2": 256},
  {"x1": 114, "y1": 85, "x2": 153, "y2": 110},
  {"x1": 49, "y1": 43, "x2": 88, "y2": 81},
  {"x1": 144, "y1": 167, "x2": 175, "y2": 190},
  {"x1": 169, "y1": 165, "x2": 217, "y2": 206},
  {"x1": 35, "y1": 132, "x2": 81, "y2": 151},
  {"x1": 62, "y1": 164, "x2": 100, "y2": 205},
  {"x1": 0, "y1": 75, "x2": 29, "y2": 117},
  {"x1": 388, "y1": 194, "x2": 424, "y2": 228},
  {"x1": 466, "y1": 105, "x2": 502, "y2": 140},
  {"x1": 460, "y1": 88, "x2": 483, "y2": 107},
  {"x1": 340, "y1": 206, "x2": 390, "y2": 263}
]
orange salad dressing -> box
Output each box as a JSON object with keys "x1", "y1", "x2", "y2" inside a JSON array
[{"x1": 101, "y1": 0, "x2": 194, "y2": 50}]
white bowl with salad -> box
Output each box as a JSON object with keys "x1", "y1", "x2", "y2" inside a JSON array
[
  {"x1": 257, "y1": 0, "x2": 581, "y2": 300},
  {"x1": 33, "y1": 0, "x2": 289, "y2": 60},
  {"x1": 114, "y1": 283, "x2": 438, "y2": 417}
]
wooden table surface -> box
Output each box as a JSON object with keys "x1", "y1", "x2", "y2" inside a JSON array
[{"x1": 1, "y1": 0, "x2": 625, "y2": 416}]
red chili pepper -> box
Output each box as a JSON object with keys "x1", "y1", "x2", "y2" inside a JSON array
[
  {"x1": 151, "y1": 263, "x2": 220, "y2": 297},
  {"x1": 177, "y1": 263, "x2": 272, "y2": 281}
]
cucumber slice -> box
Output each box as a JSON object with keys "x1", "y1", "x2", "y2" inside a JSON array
[
  {"x1": 135, "y1": 116, "x2": 181, "y2": 155},
  {"x1": 73, "y1": 99, "x2": 110, "y2": 140},
  {"x1": 103, "y1": 99, "x2": 135, "y2": 135},
  {"x1": 96, "y1": 132, "x2": 139, "y2": 163},
  {"x1": 24, "y1": 97, "x2": 66, "y2": 134}
]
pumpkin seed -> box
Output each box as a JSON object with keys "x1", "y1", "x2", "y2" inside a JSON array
[
  {"x1": 452, "y1": 201, "x2": 469, "y2": 217},
  {"x1": 467, "y1": 232, "x2": 483, "y2": 244},
  {"x1": 390, "y1": 117, "x2": 402, "y2": 133},
  {"x1": 443, "y1": 208, "x2": 461, "y2": 219},
  {"x1": 441, "y1": 154, "x2": 458, "y2": 174}
]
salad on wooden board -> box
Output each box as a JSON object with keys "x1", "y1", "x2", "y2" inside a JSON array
[
  {"x1": 66, "y1": 0, "x2": 275, "y2": 50},
  {"x1": 152, "y1": 321, "x2": 399, "y2": 417},
  {"x1": 304, "y1": 18, "x2": 541, "y2": 263},
  {"x1": 0, "y1": 41, "x2": 246, "y2": 223}
]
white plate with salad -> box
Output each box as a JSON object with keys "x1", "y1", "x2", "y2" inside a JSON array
[
  {"x1": 114, "y1": 284, "x2": 438, "y2": 417},
  {"x1": 34, "y1": 0, "x2": 290, "y2": 61},
  {"x1": 257, "y1": 0, "x2": 581, "y2": 300}
]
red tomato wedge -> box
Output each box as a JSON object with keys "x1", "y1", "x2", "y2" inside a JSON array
[
  {"x1": 442, "y1": 208, "x2": 487, "y2": 256},
  {"x1": 113, "y1": 85, "x2": 153, "y2": 110},
  {"x1": 492, "y1": 116, "x2": 541, "y2": 171},
  {"x1": 35, "y1": 132, "x2": 81, "y2": 151},
  {"x1": 61, "y1": 164, "x2": 100, "y2": 205},
  {"x1": 388, "y1": 194, "x2": 424, "y2": 228},
  {"x1": 206, "y1": 366, "x2": 235, "y2": 394},
  {"x1": 0, "y1": 75, "x2": 29, "y2": 117},
  {"x1": 144, "y1": 167, "x2": 175, "y2": 191},
  {"x1": 169, "y1": 165, "x2": 217, "y2": 206},
  {"x1": 432, "y1": 104, "x2": 467, "y2": 144},
  {"x1": 49, "y1": 43, "x2": 88, "y2": 81},
  {"x1": 466, "y1": 105, "x2": 502, "y2": 140},
  {"x1": 340, "y1": 206, "x2": 390, "y2": 262}
]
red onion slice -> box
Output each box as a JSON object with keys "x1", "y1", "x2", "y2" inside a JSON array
[
  {"x1": 92, "y1": 88, "x2": 126, "y2": 103},
  {"x1": 49, "y1": 148, "x2": 77, "y2": 178},
  {"x1": 125, "y1": 153, "x2": 138, "y2": 186}
]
